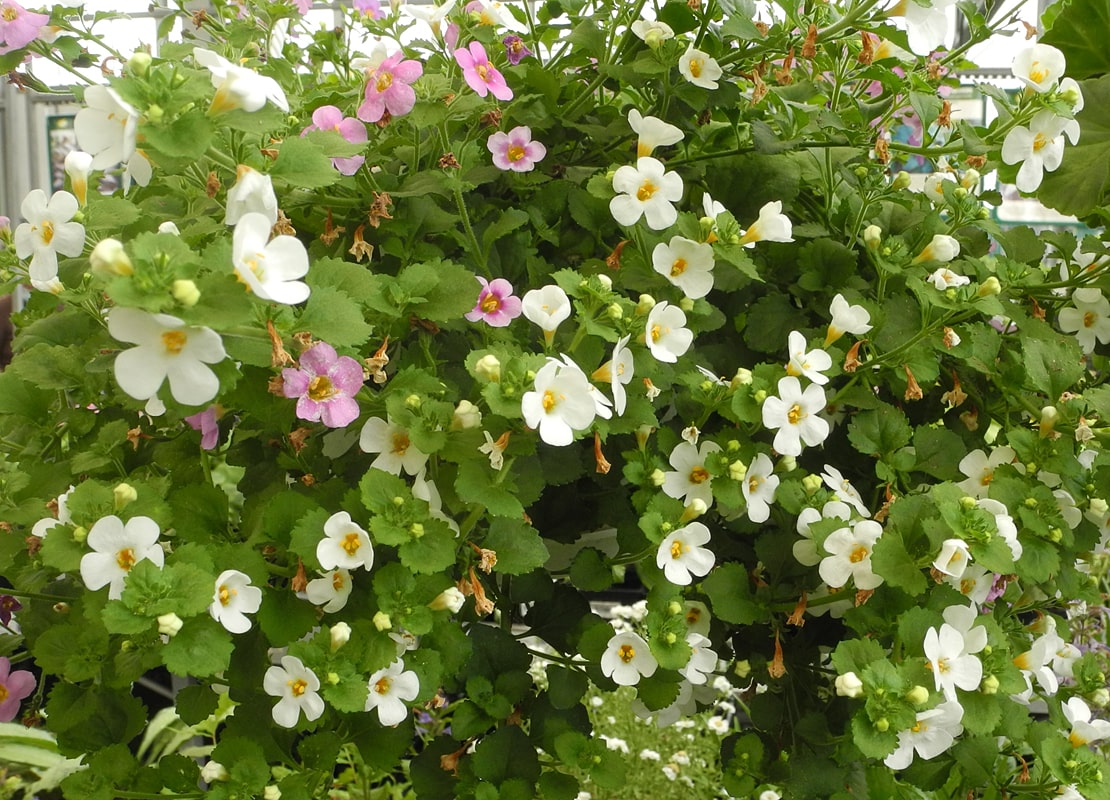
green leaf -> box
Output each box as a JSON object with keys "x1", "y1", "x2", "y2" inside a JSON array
[
  {"x1": 848, "y1": 403, "x2": 913, "y2": 458},
  {"x1": 120, "y1": 560, "x2": 214, "y2": 618},
  {"x1": 912, "y1": 426, "x2": 965, "y2": 481},
  {"x1": 85, "y1": 197, "x2": 141, "y2": 231},
  {"x1": 482, "y1": 517, "x2": 550, "y2": 575},
  {"x1": 398, "y1": 524, "x2": 458, "y2": 574},
  {"x1": 296, "y1": 286, "x2": 374, "y2": 348},
  {"x1": 1021, "y1": 329, "x2": 1085, "y2": 398},
  {"x1": 456, "y1": 461, "x2": 525, "y2": 518},
  {"x1": 161, "y1": 616, "x2": 234, "y2": 677},
  {"x1": 140, "y1": 110, "x2": 214, "y2": 160},
  {"x1": 270, "y1": 136, "x2": 341, "y2": 189},
  {"x1": 174, "y1": 683, "x2": 220, "y2": 725},
  {"x1": 1037, "y1": 75, "x2": 1110, "y2": 216},
  {"x1": 471, "y1": 726, "x2": 540, "y2": 785},
  {"x1": 1041, "y1": 0, "x2": 1110, "y2": 79},
  {"x1": 871, "y1": 529, "x2": 927, "y2": 595},
  {"x1": 701, "y1": 563, "x2": 762, "y2": 625}
]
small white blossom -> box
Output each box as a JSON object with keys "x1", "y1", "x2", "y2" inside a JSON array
[
  {"x1": 359, "y1": 417, "x2": 429, "y2": 475},
  {"x1": 662, "y1": 440, "x2": 721, "y2": 509},
  {"x1": 645, "y1": 301, "x2": 694, "y2": 363},
  {"x1": 927, "y1": 267, "x2": 971, "y2": 290},
  {"x1": 932, "y1": 539, "x2": 971, "y2": 579},
  {"x1": 679, "y1": 632, "x2": 717, "y2": 684},
  {"x1": 957, "y1": 447, "x2": 1017, "y2": 499},
  {"x1": 592, "y1": 335, "x2": 635, "y2": 415},
  {"x1": 738, "y1": 201, "x2": 793, "y2": 247},
  {"x1": 742, "y1": 453, "x2": 779, "y2": 524},
  {"x1": 679, "y1": 47, "x2": 722, "y2": 89},
  {"x1": 195, "y1": 47, "x2": 289, "y2": 114},
  {"x1": 761, "y1": 377, "x2": 830, "y2": 457},
  {"x1": 209, "y1": 569, "x2": 263, "y2": 634},
  {"x1": 305, "y1": 569, "x2": 354, "y2": 613},
  {"x1": 79, "y1": 515, "x2": 165, "y2": 600},
  {"x1": 610, "y1": 157, "x2": 683, "y2": 231},
  {"x1": 1059, "y1": 288, "x2": 1110, "y2": 354},
  {"x1": 912, "y1": 235, "x2": 961, "y2": 265},
  {"x1": 627, "y1": 109, "x2": 683, "y2": 157},
  {"x1": 263, "y1": 655, "x2": 324, "y2": 728},
  {"x1": 884, "y1": 701, "x2": 965, "y2": 769},
  {"x1": 1001, "y1": 110, "x2": 1070, "y2": 193},
  {"x1": 521, "y1": 355, "x2": 602, "y2": 446},
  {"x1": 653, "y1": 236, "x2": 715, "y2": 299},
  {"x1": 317, "y1": 511, "x2": 374, "y2": 572},
  {"x1": 657, "y1": 522, "x2": 716, "y2": 586},
  {"x1": 601, "y1": 631, "x2": 658, "y2": 686},
  {"x1": 794, "y1": 500, "x2": 852, "y2": 566},
  {"x1": 521, "y1": 285, "x2": 572, "y2": 344},
  {"x1": 1012, "y1": 43, "x2": 1066, "y2": 93},
  {"x1": 231, "y1": 212, "x2": 310, "y2": 304},
  {"x1": 630, "y1": 19, "x2": 674, "y2": 47},
  {"x1": 225, "y1": 166, "x2": 279, "y2": 227},
  {"x1": 785, "y1": 331, "x2": 832, "y2": 385},
  {"x1": 819, "y1": 520, "x2": 884, "y2": 590},
  {"x1": 826, "y1": 294, "x2": 872, "y2": 345},
  {"x1": 13, "y1": 189, "x2": 85, "y2": 289},
  {"x1": 820, "y1": 465, "x2": 870, "y2": 517},
  {"x1": 365, "y1": 658, "x2": 420, "y2": 726}
]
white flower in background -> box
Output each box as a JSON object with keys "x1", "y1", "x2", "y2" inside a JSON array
[
  {"x1": 978, "y1": 497, "x2": 1022, "y2": 560},
  {"x1": 231, "y1": 212, "x2": 310, "y2": 304},
  {"x1": 64, "y1": 150, "x2": 93, "y2": 206},
  {"x1": 826, "y1": 294, "x2": 873, "y2": 345},
  {"x1": 922, "y1": 172, "x2": 955, "y2": 204},
  {"x1": 794, "y1": 500, "x2": 852, "y2": 566},
  {"x1": 521, "y1": 284, "x2": 572, "y2": 345},
  {"x1": 1059, "y1": 77, "x2": 1084, "y2": 144},
  {"x1": 108, "y1": 307, "x2": 226, "y2": 407},
  {"x1": 819, "y1": 520, "x2": 884, "y2": 590},
  {"x1": 225, "y1": 166, "x2": 279, "y2": 226},
  {"x1": 640, "y1": 748, "x2": 661, "y2": 761},
  {"x1": 209, "y1": 569, "x2": 263, "y2": 634},
  {"x1": 657, "y1": 522, "x2": 716, "y2": 586},
  {"x1": 738, "y1": 201, "x2": 793, "y2": 247},
  {"x1": 761, "y1": 376, "x2": 829, "y2": 457},
  {"x1": 627, "y1": 109, "x2": 683, "y2": 157},
  {"x1": 932, "y1": 538, "x2": 971, "y2": 579},
  {"x1": 592, "y1": 335, "x2": 635, "y2": 415},
  {"x1": 74, "y1": 85, "x2": 151, "y2": 191},
  {"x1": 468, "y1": 0, "x2": 524, "y2": 30},
  {"x1": 630, "y1": 19, "x2": 674, "y2": 48},
  {"x1": 79, "y1": 515, "x2": 165, "y2": 600},
  {"x1": 401, "y1": 0, "x2": 457, "y2": 34},
  {"x1": 317, "y1": 511, "x2": 374, "y2": 571},
  {"x1": 684, "y1": 600, "x2": 711, "y2": 637},
  {"x1": 195, "y1": 47, "x2": 289, "y2": 114},
  {"x1": 957, "y1": 446, "x2": 1017, "y2": 498},
  {"x1": 679, "y1": 47, "x2": 722, "y2": 90},
  {"x1": 359, "y1": 417, "x2": 429, "y2": 475},
  {"x1": 926, "y1": 267, "x2": 971, "y2": 290},
  {"x1": 521, "y1": 356, "x2": 599, "y2": 446},
  {"x1": 785, "y1": 331, "x2": 832, "y2": 385},
  {"x1": 706, "y1": 715, "x2": 729, "y2": 735},
  {"x1": 13, "y1": 189, "x2": 85, "y2": 289},
  {"x1": 413, "y1": 469, "x2": 459, "y2": 534},
  {"x1": 1059, "y1": 288, "x2": 1110, "y2": 354},
  {"x1": 645, "y1": 301, "x2": 694, "y2": 363},
  {"x1": 884, "y1": 701, "x2": 964, "y2": 769},
  {"x1": 478, "y1": 431, "x2": 507, "y2": 470},
  {"x1": 1012, "y1": 620, "x2": 1065, "y2": 700},
  {"x1": 305, "y1": 569, "x2": 353, "y2": 612},
  {"x1": 1063, "y1": 697, "x2": 1110, "y2": 747},
  {"x1": 1001, "y1": 110, "x2": 1070, "y2": 193},
  {"x1": 893, "y1": 0, "x2": 956, "y2": 55},
  {"x1": 31, "y1": 485, "x2": 75, "y2": 538},
  {"x1": 1054, "y1": 489, "x2": 1083, "y2": 530},
  {"x1": 653, "y1": 236, "x2": 715, "y2": 299},
  {"x1": 601, "y1": 631, "x2": 658, "y2": 686},
  {"x1": 742, "y1": 453, "x2": 780, "y2": 524},
  {"x1": 610, "y1": 157, "x2": 684, "y2": 231},
  {"x1": 943, "y1": 562, "x2": 993, "y2": 607},
  {"x1": 263, "y1": 655, "x2": 324, "y2": 728},
  {"x1": 662, "y1": 440, "x2": 722, "y2": 509},
  {"x1": 923, "y1": 618, "x2": 985, "y2": 700},
  {"x1": 1011, "y1": 43, "x2": 1066, "y2": 93},
  {"x1": 679, "y1": 632, "x2": 717, "y2": 684},
  {"x1": 365, "y1": 658, "x2": 420, "y2": 726},
  {"x1": 912, "y1": 234, "x2": 960, "y2": 265},
  {"x1": 820, "y1": 465, "x2": 871, "y2": 517}
]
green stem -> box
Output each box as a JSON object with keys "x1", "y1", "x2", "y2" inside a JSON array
[
  {"x1": 522, "y1": 646, "x2": 588, "y2": 668},
  {"x1": 453, "y1": 186, "x2": 488, "y2": 277},
  {"x1": 0, "y1": 588, "x2": 74, "y2": 603}
]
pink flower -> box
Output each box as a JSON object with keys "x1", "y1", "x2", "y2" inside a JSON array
[
  {"x1": 453, "y1": 42, "x2": 512, "y2": 101},
  {"x1": 293, "y1": 0, "x2": 311, "y2": 14},
  {"x1": 185, "y1": 405, "x2": 221, "y2": 450},
  {"x1": 487, "y1": 126, "x2": 545, "y2": 172},
  {"x1": 357, "y1": 51, "x2": 423, "y2": 123},
  {"x1": 282, "y1": 342, "x2": 364, "y2": 428},
  {"x1": 465, "y1": 277, "x2": 522, "y2": 327},
  {"x1": 352, "y1": 0, "x2": 381, "y2": 18},
  {"x1": 0, "y1": 0, "x2": 49, "y2": 55},
  {"x1": 0, "y1": 657, "x2": 35, "y2": 723},
  {"x1": 503, "y1": 35, "x2": 531, "y2": 65},
  {"x1": 302, "y1": 105, "x2": 368, "y2": 176}
]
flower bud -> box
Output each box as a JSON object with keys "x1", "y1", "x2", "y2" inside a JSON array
[
  {"x1": 863, "y1": 225, "x2": 882, "y2": 250},
  {"x1": 475, "y1": 354, "x2": 501, "y2": 382},
  {"x1": 72, "y1": 526, "x2": 87, "y2": 544},
  {"x1": 960, "y1": 169, "x2": 980, "y2": 189},
  {"x1": 326, "y1": 671, "x2": 340, "y2": 685},
  {"x1": 451, "y1": 399, "x2": 482, "y2": 430},
  {"x1": 409, "y1": 522, "x2": 424, "y2": 538},
  {"x1": 801, "y1": 474, "x2": 823, "y2": 495},
  {"x1": 977, "y1": 276, "x2": 1002, "y2": 297},
  {"x1": 776, "y1": 455, "x2": 796, "y2": 473},
  {"x1": 65, "y1": 150, "x2": 93, "y2": 207},
  {"x1": 172, "y1": 279, "x2": 201, "y2": 307},
  {"x1": 1060, "y1": 85, "x2": 1081, "y2": 106},
  {"x1": 372, "y1": 611, "x2": 392, "y2": 631},
  {"x1": 953, "y1": 187, "x2": 968, "y2": 199},
  {"x1": 404, "y1": 393, "x2": 422, "y2": 410},
  {"x1": 667, "y1": 600, "x2": 683, "y2": 616},
  {"x1": 729, "y1": 460, "x2": 748, "y2": 481},
  {"x1": 113, "y1": 482, "x2": 138, "y2": 510},
  {"x1": 607, "y1": 302, "x2": 623, "y2": 320},
  {"x1": 330, "y1": 621, "x2": 351, "y2": 651},
  {"x1": 754, "y1": 390, "x2": 767, "y2": 403},
  {"x1": 1039, "y1": 405, "x2": 1059, "y2": 438},
  {"x1": 127, "y1": 50, "x2": 152, "y2": 76},
  {"x1": 680, "y1": 498, "x2": 709, "y2": 523},
  {"x1": 201, "y1": 761, "x2": 229, "y2": 783},
  {"x1": 679, "y1": 298, "x2": 695, "y2": 312},
  {"x1": 429, "y1": 586, "x2": 465, "y2": 613},
  {"x1": 157, "y1": 612, "x2": 184, "y2": 637},
  {"x1": 874, "y1": 717, "x2": 889, "y2": 732},
  {"x1": 263, "y1": 786, "x2": 282, "y2": 800},
  {"x1": 146, "y1": 104, "x2": 164, "y2": 123},
  {"x1": 158, "y1": 221, "x2": 181, "y2": 235},
  {"x1": 649, "y1": 468, "x2": 666, "y2": 487},
  {"x1": 735, "y1": 660, "x2": 751, "y2": 678},
  {"x1": 731, "y1": 367, "x2": 753, "y2": 387},
  {"x1": 905, "y1": 685, "x2": 930, "y2": 706},
  {"x1": 90, "y1": 238, "x2": 134, "y2": 277},
  {"x1": 835, "y1": 671, "x2": 864, "y2": 698},
  {"x1": 635, "y1": 424, "x2": 654, "y2": 449},
  {"x1": 636, "y1": 294, "x2": 656, "y2": 315},
  {"x1": 980, "y1": 674, "x2": 999, "y2": 695},
  {"x1": 596, "y1": 274, "x2": 613, "y2": 290},
  {"x1": 891, "y1": 171, "x2": 912, "y2": 190},
  {"x1": 911, "y1": 234, "x2": 960, "y2": 265},
  {"x1": 1089, "y1": 498, "x2": 1109, "y2": 517},
  {"x1": 1091, "y1": 688, "x2": 1110, "y2": 708},
  {"x1": 958, "y1": 495, "x2": 977, "y2": 510}
]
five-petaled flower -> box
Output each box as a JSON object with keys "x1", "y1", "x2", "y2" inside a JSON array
[
  {"x1": 601, "y1": 631, "x2": 658, "y2": 686},
  {"x1": 742, "y1": 453, "x2": 780, "y2": 523},
  {"x1": 74, "y1": 85, "x2": 152, "y2": 192},
  {"x1": 79, "y1": 514, "x2": 165, "y2": 600},
  {"x1": 610, "y1": 157, "x2": 684, "y2": 230},
  {"x1": 225, "y1": 165, "x2": 279, "y2": 226},
  {"x1": 358, "y1": 51, "x2": 424, "y2": 122},
  {"x1": 1011, "y1": 43, "x2": 1066, "y2": 94},
  {"x1": 628, "y1": 109, "x2": 683, "y2": 158},
  {"x1": 645, "y1": 301, "x2": 694, "y2": 363},
  {"x1": 521, "y1": 355, "x2": 604, "y2": 446},
  {"x1": 503, "y1": 34, "x2": 531, "y2": 65},
  {"x1": 195, "y1": 47, "x2": 289, "y2": 114},
  {"x1": 453, "y1": 41, "x2": 513, "y2": 100},
  {"x1": 656, "y1": 522, "x2": 716, "y2": 586},
  {"x1": 652, "y1": 236, "x2": 715, "y2": 299},
  {"x1": 785, "y1": 331, "x2": 832, "y2": 385},
  {"x1": 317, "y1": 511, "x2": 374, "y2": 572},
  {"x1": 1058, "y1": 288, "x2": 1110, "y2": 354},
  {"x1": 761, "y1": 376, "x2": 830, "y2": 456},
  {"x1": 0, "y1": 656, "x2": 35, "y2": 723},
  {"x1": 13, "y1": 189, "x2": 85, "y2": 291},
  {"x1": 591, "y1": 335, "x2": 635, "y2": 415},
  {"x1": 662, "y1": 440, "x2": 722, "y2": 509},
  {"x1": 1001, "y1": 110, "x2": 1071, "y2": 194},
  {"x1": 487, "y1": 126, "x2": 546, "y2": 172},
  {"x1": 738, "y1": 201, "x2": 793, "y2": 247},
  {"x1": 466, "y1": 276, "x2": 523, "y2": 326},
  {"x1": 0, "y1": 0, "x2": 48, "y2": 54},
  {"x1": 359, "y1": 416, "x2": 429, "y2": 475},
  {"x1": 302, "y1": 105, "x2": 368, "y2": 175},
  {"x1": 364, "y1": 658, "x2": 421, "y2": 726},
  {"x1": 263, "y1": 655, "x2": 325, "y2": 728},
  {"x1": 282, "y1": 341, "x2": 365, "y2": 428},
  {"x1": 209, "y1": 569, "x2": 263, "y2": 633},
  {"x1": 679, "y1": 46, "x2": 723, "y2": 89},
  {"x1": 231, "y1": 211, "x2": 311, "y2": 305},
  {"x1": 884, "y1": 701, "x2": 965, "y2": 769},
  {"x1": 819, "y1": 520, "x2": 884, "y2": 590},
  {"x1": 305, "y1": 568, "x2": 354, "y2": 612}
]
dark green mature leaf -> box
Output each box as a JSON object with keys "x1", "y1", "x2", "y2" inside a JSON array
[
  {"x1": 296, "y1": 286, "x2": 374, "y2": 348},
  {"x1": 161, "y1": 616, "x2": 234, "y2": 677},
  {"x1": 271, "y1": 135, "x2": 341, "y2": 189},
  {"x1": 456, "y1": 461, "x2": 525, "y2": 518},
  {"x1": 1041, "y1": 0, "x2": 1110, "y2": 79},
  {"x1": 472, "y1": 726, "x2": 540, "y2": 785},
  {"x1": 1038, "y1": 75, "x2": 1110, "y2": 216},
  {"x1": 871, "y1": 529, "x2": 927, "y2": 596},
  {"x1": 1021, "y1": 330, "x2": 1084, "y2": 398},
  {"x1": 482, "y1": 517, "x2": 550, "y2": 575},
  {"x1": 702, "y1": 563, "x2": 762, "y2": 624},
  {"x1": 848, "y1": 403, "x2": 913, "y2": 458}
]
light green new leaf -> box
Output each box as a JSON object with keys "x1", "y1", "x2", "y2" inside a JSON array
[{"x1": 270, "y1": 135, "x2": 341, "y2": 189}]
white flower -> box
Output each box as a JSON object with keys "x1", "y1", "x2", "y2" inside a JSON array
[
  {"x1": 1001, "y1": 110, "x2": 1070, "y2": 193},
  {"x1": 610, "y1": 157, "x2": 684, "y2": 231},
  {"x1": 521, "y1": 355, "x2": 600, "y2": 446},
  {"x1": 31, "y1": 486, "x2": 75, "y2": 538},
  {"x1": 1063, "y1": 697, "x2": 1110, "y2": 746},
  {"x1": 74, "y1": 85, "x2": 150, "y2": 191},
  {"x1": 627, "y1": 109, "x2": 683, "y2": 157},
  {"x1": 317, "y1": 511, "x2": 374, "y2": 571},
  {"x1": 195, "y1": 47, "x2": 289, "y2": 114},
  {"x1": 600, "y1": 735, "x2": 628, "y2": 753},
  {"x1": 645, "y1": 301, "x2": 693, "y2": 363},
  {"x1": 826, "y1": 294, "x2": 872, "y2": 345},
  {"x1": 932, "y1": 539, "x2": 971, "y2": 579},
  {"x1": 819, "y1": 520, "x2": 883, "y2": 590},
  {"x1": 13, "y1": 189, "x2": 85, "y2": 288},
  {"x1": 263, "y1": 655, "x2": 325, "y2": 728},
  {"x1": 922, "y1": 172, "x2": 955, "y2": 204},
  {"x1": 225, "y1": 166, "x2": 279, "y2": 226},
  {"x1": 108, "y1": 307, "x2": 226, "y2": 407},
  {"x1": 742, "y1": 453, "x2": 779, "y2": 524},
  {"x1": 684, "y1": 600, "x2": 711, "y2": 637},
  {"x1": 820, "y1": 465, "x2": 870, "y2": 517},
  {"x1": 738, "y1": 201, "x2": 793, "y2": 247},
  {"x1": 679, "y1": 47, "x2": 722, "y2": 90},
  {"x1": 1059, "y1": 288, "x2": 1110, "y2": 354},
  {"x1": 706, "y1": 716, "x2": 729, "y2": 734},
  {"x1": 884, "y1": 701, "x2": 964, "y2": 769},
  {"x1": 657, "y1": 522, "x2": 716, "y2": 586},
  {"x1": 794, "y1": 500, "x2": 852, "y2": 566},
  {"x1": 761, "y1": 376, "x2": 829, "y2": 457},
  {"x1": 639, "y1": 748, "x2": 661, "y2": 761},
  {"x1": 923, "y1": 623, "x2": 983, "y2": 700},
  {"x1": 79, "y1": 515, "x2": 165, "y2": 600},
  {"x1": 957, "y1": 446, "x2": 1017, "y2": 499},
  {"x1": 478, "y1": 431, "x2": 507, "y2": 470},
  {"x1": 359, "y1": 417, "x2": 429, "y2": 475},
  {"x1": 1012, "y1": 43, "x2": 1066, "y2": 93},
  {"x1": 592, "y1": 335, "x2": 635, "y2": 415},
  {"x1": 835, "y1": 671, "x2": 864, "y2": 698},
  {"x1": 231, "y1": 212, "x2": 310, "y2": 304},
  {"x1": 305, "y1": 568, "x2": 354, "y2": 612},
  {"x1": 521, "y1": 285, "x2": 572, "y2": 344},
  {"x1": 785, "y1": 331, "x2": 832, "y2": 385},
  {"x1": 978, "y1": 497, "x2": 1022, "y2": 560},
  {"x1": 927, "y1": 267, "x2": 970, "y2": 290},
  {"x1": 201, "y1": 761, "x2": 229, "y2": 783},
  {"x1": 652, "y1": 236, "x2": 715, "y2": 299},
  {"x1": 943, "y1": 562, "x2": 993, "y2": 606},
  {"x1": 894, "y1": 0, "x2": 956, "y2": 55},
  {"x1": 678, "y1": 632, "x2": 717, "y2": 684},
  {"x1": 64, "y1": 150, "x2": 93, "y2": 206},
  {"x1": 759, "y1": 792, "x2": 782, "y2": 800},
  {"x1": 365, "y1": 658, "x2": 420, "y2": 726},
  {"x1": 601, "y1": 631, "x2": 658, "y2": 686},
  {"x1": 662, "y1": 440, "x2": 722, "y2": 509},
  {"x1": 429, "y1": 587, "x2": 466, "y2": 613},
  {"x1": 912, "y1": 234, "x2": 961, "y2": 265},
  {"x1": 209, "y1": 569, "x2": 263, "y2": 634},
  {"x1": 630, "y1": 19, "x2": 674, "y2": 48}
]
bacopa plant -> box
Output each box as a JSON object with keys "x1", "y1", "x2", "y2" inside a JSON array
[{"x1": 1, "y1": 0, "x2": 1109, "y2": 798}]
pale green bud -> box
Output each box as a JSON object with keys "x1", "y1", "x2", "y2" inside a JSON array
[
  {"x1": 372, "y1": 611, "x2": 392, "y2": 631},
  {"x1": 475, "y1": 354, "x2": 501, "y2": 382},
  {"x1": 729, "y1": 461, "x2": 748, "y2": 481},
  {"x1": 802, "y1": 474, "x2": 823, "y2": 495},
  {"x1": 157, "y1": 612, "x2": 184, "y2": 637},
  {"x1": 874, "y1": 717, "x2": 890, "y2": 732},
  {"x1": 891, "y1": 171, "x2": 912, "y2": 190},
  {"x1": 113, "y1": 482, "x2": 138, "y2": 510},
  {"x1": 863, "y1": 225, "x2": 882, "y2": 249},
  {"x1": 667, "y1": 601, "x2": 683, "y2": 616},
  {"x1": 981, "y1": 675, "x2": 999, "y2": 694},
  {"x1": 978, "y1": 276, "x2": 1002, "y2": 297},
  {"x1": 330, "y1": 621, "x2": 351, "y2": 651},
  {"x1": 607, "y1": 302, "x2": 623, "y2": 320},
  {"x1": 679, "y1": 297, "x2": 695, "y2": 312},
  {"x1": 172, "y1": 279, "x2": 200, "y2": 307},
  {"x1": 834, "y1": 671, "x2": 864, "y2": 698},
  {"x1": 90, "y1": 238, "x2": 134, "y2": 277},
  {"x1": 649, "y1": 468, "x2": 666, "y2": 487},
  {"x1": 127, "y1": 50, "x2": 152, "y2": 76},
  {"x1": 636, "y1": 294, "x2": 656, "y2": 315},
  {"x1": 905, "y1": 685, "x2": 930, "y2": 706}
]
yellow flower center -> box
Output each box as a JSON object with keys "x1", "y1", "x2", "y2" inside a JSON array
[
  {"x1": 1084, "y1": 311, "x2": 1097, "y2": 328},
  {"x1": 670, "y1": 539, "x2": 685, "y2": 559},
  {"x1": 670, "y1": 258, "x2": 687, "y2": 277},
  {"x1": 332, "y1": 571, "x2": 346, "y2": 591},
  {"x1": 307, "y1": 375, "x2": 336, "y2": 402},
  {"x1": 910, "y1": 721, "x2": 926, "y2": 734},
  {"x1": 689, "y1": 58, "x2": 703, "y2": 78},
  {"x1": 1069, "y1": 732, "x2": 1088, "y2": 748},
  {"x1": 637, "y1": 180, "x2": 659, "y2": 202},
  {"x1": 689, "y1": 466, "x2": 710, "y2": 484},
  {"x1": 481, "y1": 293, "x2": 501, "y2": 313},
  {"x1": 390, "y1": 432, "x2": 410, "y2": 455},
  {"x1": 507, "y1": 145, "x2": 526, "y2": 162},
  {"x1": 636, "y1": 141, "x2": 652, "y2": 158},
  {"x1": 117, "y1": 548, "x2": 137, "y2": 571},
  {"x1": 650, "y1": 323, "x2": 663, "y2": 342},
  {"x1": 218, "y1": 584, "x2": 236, "y2": 606},
  {"x1": 1028, "y1": 63, "x2": 1047, "y2": 84},
  {"x1": 376, "y1": 72, "x2": 393, "y2": 92},
  {"x1": 162, "y1": 330, "x2": 187, "y2": 355},
  {"x1": 374, "y1": 676, "x2": 393, "y2": 695},
  {"x1": 542, "y1": 389, "x2": 558, "y2": 412},
  {"x1": 341, "y1": 532, "x2": 362, "y2": 556},
  {"x1": 1032, "y1": 132, "x2": 1049, "y2": 152},
  {"x1": 476, "y1": 63, "x2": 490, "y2": 82},
  {"x1": 686, "y1": 607, "x2": 701, "y2": 625},
  {"x1": 849, "y1": 545, "x2": 868, "y2": 564},
  {"x1": 0, "y1": 684, "x2": 7, "y2": 703},
  {"x1": 40, "y1": 220, "x2": 55, "y2": 245},
  {"x1": 618, "y1": 644, "x2": 636, "y2": 663},
  {"x1": 748, "y1": 475, "x2": 763, "y2": 494},
  {"x1": 787, "y1": 403, "x2": 804, "y2": 425},
  {"x1": 960, "y1": 578, "x2": 975, "y2": 595},
  {"x1": 2, "y1": 7, "x2": 18, "y2": 21},
  {"x1": 289, "y1": 678, "x2": 308, "y2": 697}
]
